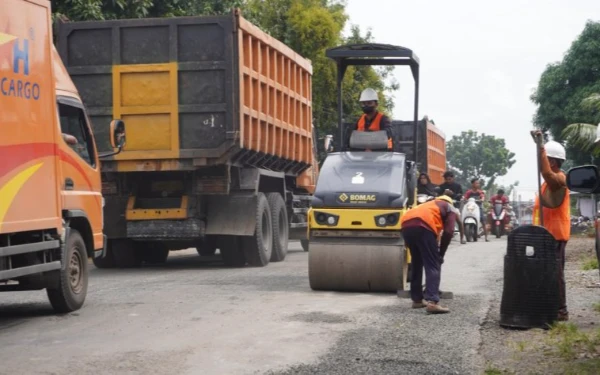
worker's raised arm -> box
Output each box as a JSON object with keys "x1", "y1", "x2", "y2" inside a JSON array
[{"x1": 539, "y1": 147, "x2": 566, "y2": 191}]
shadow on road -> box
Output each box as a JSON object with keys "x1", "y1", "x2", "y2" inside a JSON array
[{"x1": 0, "y1": 302, "x2": 57, "y2": 330}]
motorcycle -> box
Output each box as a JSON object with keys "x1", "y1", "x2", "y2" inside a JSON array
[
  {"x1": 489, "y1": 202, "x2": 508, "y2": 238},
  {"x1": 461, "y1": 197, "x2": 482, "y2": 242}
]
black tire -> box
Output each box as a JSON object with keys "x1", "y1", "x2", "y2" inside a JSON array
[
  {"x1": 495, "y1": 225, "x2": 501, "y2": 238},
  {"x1": 473, "y1": 226, "x2": 479, "y2": 242},
  {"x1": 47, "y1": 229, "x2": 88, "y2": 313},
  {"x1": 220, "y1": 236, "x2": 246, "y2": 267},
  {"x1": 301, "y1": 239, "x2": 309, "y2": 252},
  {"x1": 196, "y1": 236, "x2": 217, "y2": 257},
  {"x1": 92, "y1": 241, "x2": 116, "y2": 269},
  {"x1": 243, "y1": 193, "x2": 273, "y2": 267},
  {"x1": 139, "y1": 242, "x2": 169, "y2": 264},
  {"x1": 113, "y1": 239, "x2": 142, "y2": 268},
  {"x1": 266, "y1": 192, "x2": 288, "y2": 262}
]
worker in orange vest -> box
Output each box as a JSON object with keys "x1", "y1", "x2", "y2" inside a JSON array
[
  {"x1": 400, "y1": 195, "x2": 458, "y2": 314},
  {"x1": 346, "y1": 88, "x2": 393, "y2": 150},
  {"x1": 531, "y1": 130, "x2": 571, "y2": 321}
]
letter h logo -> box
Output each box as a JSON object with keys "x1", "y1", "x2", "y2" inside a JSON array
[{"x1": 13, "y1": 38, "x2": 29, "y2": 76}]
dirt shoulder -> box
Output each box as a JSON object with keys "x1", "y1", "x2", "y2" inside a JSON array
[{"x1": 480, "y1": 236, "x2": 600, "y2": 375}]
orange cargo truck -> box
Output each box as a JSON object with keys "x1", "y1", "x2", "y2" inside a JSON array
[
  {"x1": 0, "y1": 0, "x2": 125, "y2": 312},
  {"x1": 57, "y1": 10, "x2": 317, "y2": 268}
]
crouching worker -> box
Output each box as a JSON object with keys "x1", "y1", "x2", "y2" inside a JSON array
[{"x1": 400, "y1": 195, "x2": 459, "y2": 314}]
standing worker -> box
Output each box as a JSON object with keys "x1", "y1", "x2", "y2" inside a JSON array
[
  {"x1": 531, "y1": 130, "x2": 571, "y2": 321},
  {"x1": 400, "y1": 195, "x2": 459, "y2": 314},
  {"x1": 345, "y1": 88, "x2": 393, "y2": 150}
]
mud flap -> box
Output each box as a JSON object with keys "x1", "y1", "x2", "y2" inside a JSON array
[{"x1": 206, "y1": 194, "x2": 258, "y2": 236}]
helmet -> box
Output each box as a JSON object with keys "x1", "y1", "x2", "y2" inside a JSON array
[
  {"x1": 545, "y1": 141, "x2": 566, "y2": 160},
  {"x1": 436, "y1": 195, "x2": 453, "y2": 204},
  {"x1": 359, "y1": 88, "x2": 379, "y2": 102}
]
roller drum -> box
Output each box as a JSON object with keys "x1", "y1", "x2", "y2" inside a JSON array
[{"x1": 308, "y1": 237, "x2": 407, "y2": 292}]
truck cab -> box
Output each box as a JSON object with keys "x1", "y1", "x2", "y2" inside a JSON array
[{"x1": 0, "y1": 0, "x2": 125, "y2": 312}]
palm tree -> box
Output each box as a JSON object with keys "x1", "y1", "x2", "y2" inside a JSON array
[{"x1": 561, "y1": 94, "x2": 600, "y2": 154}]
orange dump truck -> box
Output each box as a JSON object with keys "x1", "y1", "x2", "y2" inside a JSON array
[
  {"x1": 0, "y1": 0, "x2": 125, "y2": 312},
  {"x1": 57, "y1": 10, "x2": 317, "y2": 268},
  {"x1": 393, "y1": 118, "x2": 447, "y2": 184}
]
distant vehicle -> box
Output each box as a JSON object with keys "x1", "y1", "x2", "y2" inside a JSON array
[{"x1": 566, "y1": 165, "x2": 600, "y2": 277}]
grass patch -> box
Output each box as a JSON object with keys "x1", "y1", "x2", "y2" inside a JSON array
[
  {"x1": 593, "y1": 302, "x2": 600, "y2": 314},
  {"x1": 582, "y1": 257, "x2": 599, "y2": 271},
  {"x1": 564, "y1": 358, "x2": 600, "y2": 375},
  {"x1": 483, "y1": 362, "x2": 514, "y2": 375},
  {"x1": 545, "y1": 322, "x2": 600, "y2": 360}
]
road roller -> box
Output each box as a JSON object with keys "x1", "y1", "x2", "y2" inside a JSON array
[{"x1": 308, "y1": 43, "x2": 423, "y2": 293}]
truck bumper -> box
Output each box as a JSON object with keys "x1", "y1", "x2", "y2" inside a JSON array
[{"x1": 127, "y1": 219, "x2": 205, "y2": 241}]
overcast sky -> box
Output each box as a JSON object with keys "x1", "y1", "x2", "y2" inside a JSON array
[{"x1": 344, "y1": 0, "x2": 600, "y2": 199}]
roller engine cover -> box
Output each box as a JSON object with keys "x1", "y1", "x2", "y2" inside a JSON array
[{"x1": 311, "y1": 151, "x2": 407, "y2": 209}]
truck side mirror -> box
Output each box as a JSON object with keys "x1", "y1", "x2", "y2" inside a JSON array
[
  {"x1": 110, "y1": 119, "x2": 126, "y2": 149},
  {"x1": 567, "y1": 165, "x2": 600, "y2": 194},
  {"x1": 324, "y1": 134, "x2": 334, "y2": 153}
]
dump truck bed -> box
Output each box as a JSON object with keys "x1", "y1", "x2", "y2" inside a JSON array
[
  {"x1": 393, "y1": 119, "x2": 446, "y2": 184},
  {"x1": 57, "y1": 10, "x2": 314, "y2": 178}
]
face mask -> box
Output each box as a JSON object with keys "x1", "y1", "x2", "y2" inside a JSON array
[{"x1": 362, "y1": 106, "x2": 375, "y2": 114}]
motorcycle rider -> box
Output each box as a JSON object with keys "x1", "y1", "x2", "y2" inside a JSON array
[
  {"x1": 463, "y1": 178, "x2": 490, "y2": 242},
  {"x1": 345, "y1": 88, "x2": 393, "y2": 150},
  {"x1": 531, "y1": 130, "x2": 571, "y2": 321},
  {"x1": 490, "y1": 189, "x2": 510, "y2": 227},
  {"x1": 438, "y1": 171, "x2": 463, "y2": 208},
  {"x1": 417, "y1": 172, "x2": 439, "y2": 197}
]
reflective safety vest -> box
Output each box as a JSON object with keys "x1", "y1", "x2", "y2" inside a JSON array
[
  {"x1": 533, "y1": 179, "x2": 571, "y2": 241},
  {"x1": 357, "y1": 112, "x2": 393, "y2": 150},
  {"x1": 400, "y1": 199, "x2": 443, "y2": 234}
]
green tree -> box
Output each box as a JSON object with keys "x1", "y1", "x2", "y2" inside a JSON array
[
  {"x1": 446, "y1": 130, "x2": 516, "y2": 190},
  {"x1": 245, "y1": 0, "x2": 398, "y2": 138},
  {"x1": 531, "y1": 21, "x2": 600, "y2": 165},
  {"x1": 561, "y1": 93, "x2": 600, "y2": 156}
]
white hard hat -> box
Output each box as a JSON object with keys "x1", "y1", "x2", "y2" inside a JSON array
[
  {"x1": 545, "y1": 140, "x2": 566, "y2": 160},
  {"x1": 359, "y1": 88, "x2": 379, "y2": 102},
  {"x1": 595, "y1": 123, "x2": 600, "y2": 144}
]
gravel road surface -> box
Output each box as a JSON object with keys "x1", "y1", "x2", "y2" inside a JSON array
[{"x1": 0, "y1": 239, "x2": 506, "y2": 375}]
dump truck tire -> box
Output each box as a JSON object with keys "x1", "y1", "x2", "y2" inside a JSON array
[
  {"x1": 92, "y1": 242, "x2": 116, "y2": 269},
  {"x1": 47, "y1": 229, "x2": 88, "y2": 313},
  {"x1": 139, "y1": 242, "x2": 169, "y2": 264},
  {"x1": 301, "y1": 239, "x2": 309, "y2": 252},
  {"x1": 243, "y1": 193, "x2": 273, "y2": 267},
  {"x1": 220, "y1": 236, "x2": 246, "y2": 267},
  {"x1": 113, "y1": 239, "x2": 142, "y2": 268},
  {"x1": 266, "y1": 192, "x2": 288, "y2": 262},
  {"x1": 308, "y1": 240, "x2": 407, "y2": 292},
  {"x1": 196, "y1": 236, "x2": 217, "y2": 256}
]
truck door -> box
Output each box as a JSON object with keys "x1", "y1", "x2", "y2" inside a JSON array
[{"x1": 56, "y1": 97, "x2": 104, "y2": 250}]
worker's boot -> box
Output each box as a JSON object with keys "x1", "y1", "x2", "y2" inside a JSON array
[
  {"x1": 426, "y1": 301, "x2": 450, "y2": 314},
  {"x1": 412, "y1": 300, "x2": 427, "y2": 309}
]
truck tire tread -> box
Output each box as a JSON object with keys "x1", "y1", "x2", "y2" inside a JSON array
[
  {"x1": 46, "y1": 229, "x2": 88, "y2": 313},
  {"x1": 266, "y1": 192, "x2": 288, "y2": 262},
  {"x1": 243, "y1": 193, "x2": 273, "y2": 267}
]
